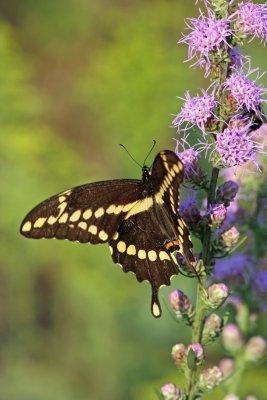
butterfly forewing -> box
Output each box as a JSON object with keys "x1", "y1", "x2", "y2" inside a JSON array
[{"x1": 20, "y1": 180, "x2": 143, "y2": 244}]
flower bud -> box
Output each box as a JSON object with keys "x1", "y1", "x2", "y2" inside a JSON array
[
  {"x1": 217, "y1": 181, "x2": 239, "y2": 206},
  {"x1": 187, "y1": 343, "x2": 205, "y2": 368},
  {"x1": 204, "y1": 283, "x2": 230, "y2": 309},
  {"x1": 198, "y1": 366, "x2": 223, "y2": 391},
  {"x1": 178, "y1": 149, "x2": 207, "y2": 188},
  {"x1": 245, "y1": 336, "x2": 266, "y2": 362},
  {"x1": 202, "y1": 313, "x2": 223, "y2": 343},
  {"x1": 228, "y1": 296, "x2": 251, "y2": 332},
  {"x1": 168, "y1": 289, "x2": 194, "y2": 324},
  {"x1": 207, "y1": 203, "x2": 227, "y2": 229},
  {"x1": 171, "y1": 344, "x2": 187, "y2": 367},
  {"x1": 219, "y1": 358, "x2": 235, "y2": 378},
  {"x1": 220, "y1": 227, "x2": 240, "y2": 249},
  {"x1": 179, "y1": 196, "x2": 201, "y2": 229},
  {"x1": 161, "y1": 383, "x2": 185, "y2": 400},
  {"x1": 245, "y1": 396, "x2": 258, "y2": 400},
  {"x1": 222, "y1": 324, "x2": 243, "y2": 353}
]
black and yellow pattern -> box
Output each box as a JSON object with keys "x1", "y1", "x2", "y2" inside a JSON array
[{"x1": 20, "y1": 150, "x2": 194, "y2": 317}]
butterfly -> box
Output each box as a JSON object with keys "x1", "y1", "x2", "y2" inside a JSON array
[{"x1": 20, "y1": 150, "x2": 195, "y2": 317}]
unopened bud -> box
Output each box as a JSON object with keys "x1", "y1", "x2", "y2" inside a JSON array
[
  {"x1": 187, "y1": 343, "x2": 205, "y2": 368},
  {"x1": 245, "y1": 396, "x2": 258, "y2": 400},
  {"x1": 178, "y1": 149, "x2": 207, "y2": 188},
  {"x1": 171, "y1": 344, "x2": 187, "y2": 367},
  {"x1": 217, "y1": 181, "x2": 239, "y2": 206},
  {"x1": 198, "y1": 366, "x2": 224, "y2": 391},
  {"x1": 245, "y1": 336, "x2": 266, "y2": 362},
  {"x1": 219, "y1": 358, "x2": 235, "y2": 378},
  {"x1": 179, "y1": 197, "x2": 201, "y2": 229},
  {"x1": 208, "y1": 203, "x2": 227, "y2": 229},
  {"x1": 202, "y1": 313, "x2": 223, "y2": 343},
  {"x1": 168, "y1": 289, "x2": 194, "y2": 324},
  {"x1": 161, "y1": 383, "x2": 185, "y2": 400},
  {"x1": 204, "y1": 283, "x2": 230, "y2": 309},
  {"x1": 220, "y1": 227, "x2": 240, "y2": 249},
  {"x1": 222, "y1": 324, "x2": 243, "y2": 353}
]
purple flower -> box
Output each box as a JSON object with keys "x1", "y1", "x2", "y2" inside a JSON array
[
  {"x1": 234, "y1": 2, "x2": 267, "y2": 44},
  {"x1": 208, "y1": 203, "x2": 227, "y2": 229},
  {"x1": 176, "y1": 147, "x2": 207, "y2": 187},
  {"x1": 215, "y1": 124, "x2": 258, "y2": 168},
  {"x1": 214, "y1": 253, "x2": 252, "y2": 282},
  {"x1": 172, "y1": 89, "x2": 217, "y2": 134},
  {"x1": 224, "y1": 69, "x2": 267, "y2": 114},
  {"x1": 254, "y1": 270, "x2": 267, "y2": 294},
  {"x1": 179, "y1": 10, "x2": 232, "y2": 75}
]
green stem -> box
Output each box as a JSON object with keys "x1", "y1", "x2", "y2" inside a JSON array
[
  {"x1": 187, "y1": 167, "x2": 220, "y2": 400},
  {"x1": 202, "y1": 167, "x2": 220, "y2": 266}
]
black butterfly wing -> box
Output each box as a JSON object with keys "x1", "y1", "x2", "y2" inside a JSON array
[
  {"x1": 20, "y1": 179, "x2": 144, "y2": 243},
  {"x1": 151, "y1": 151, "x2": 194, "y2": 266},
  {"x1": 109, "y1": 206, "x2": 179, "y2": 318}
]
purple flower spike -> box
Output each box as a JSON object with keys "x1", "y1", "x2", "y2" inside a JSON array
[
  {"x1": 172, "y1": 90, "x2": 217, "y2": 134},
  {"x1": 225, "y1": 69, "x2": 267, "y2": 114},
  {"x1": 234, "y1": 2, "x2": 267, "y2": 44},
  {"x1": 179, "y1": 10, "x2": 232, "y2": 75}
]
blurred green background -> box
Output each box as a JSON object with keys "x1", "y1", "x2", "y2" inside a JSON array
[{"x1": 0, "y1": 0, "x2": 267, "y2": 399}]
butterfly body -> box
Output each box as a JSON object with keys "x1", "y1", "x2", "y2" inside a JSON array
[{"x1": 20, "y1": 150, "x2": 194, "y2": 317}]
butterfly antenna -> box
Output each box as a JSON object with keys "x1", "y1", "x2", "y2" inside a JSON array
[
  {"x1": 120, "y1": 144, "x2": 142, "y2": 168},
  {"x1": 143, "y1": 140, "x2": 156, "y2": 167}
]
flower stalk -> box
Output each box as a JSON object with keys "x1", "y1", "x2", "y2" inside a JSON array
[{"x1": 161, "y1": 1, "x2": 267, "y2": 399}]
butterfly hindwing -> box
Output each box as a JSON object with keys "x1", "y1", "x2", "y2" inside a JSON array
[
  {"x1": 20, "y1": 180, "x2": 143, "y2": 244},
  {"x1": 109, "y1": 207, "x2": 179, "y2": 317}
]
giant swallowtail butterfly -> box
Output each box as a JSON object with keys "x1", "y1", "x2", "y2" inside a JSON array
[{"x1": 20, "y1": 150, "x2": 194, "y2": 317}]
